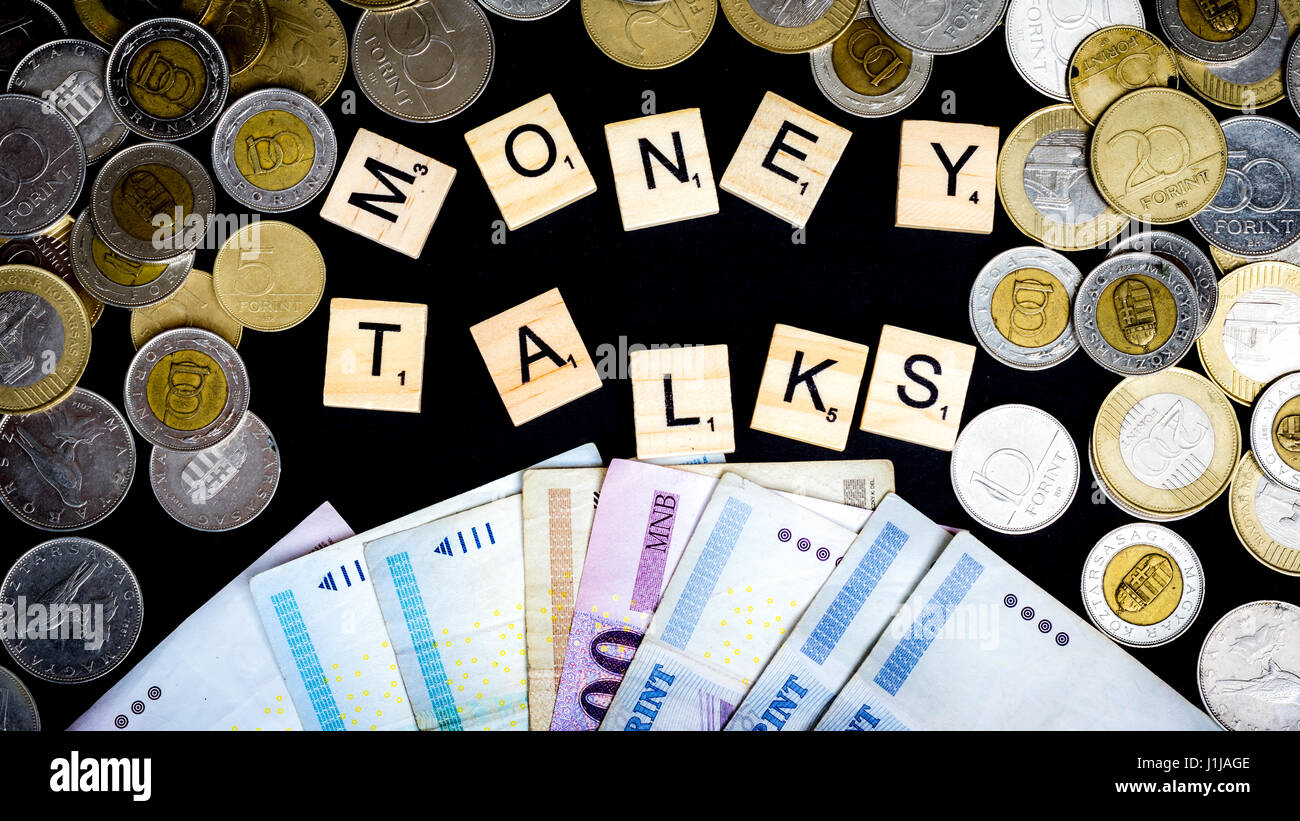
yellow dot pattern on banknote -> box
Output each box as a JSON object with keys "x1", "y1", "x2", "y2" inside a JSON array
[
  {"x1": 433, "y1": 599, "x2": 529, "y2": 730},
  {"x1": 705, "y1": 588, "x2": 796, "y2": 680}
]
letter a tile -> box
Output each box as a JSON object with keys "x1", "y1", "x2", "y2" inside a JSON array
[
  {"x1": 605, "y1": 108, "x2": 719, "y2": 231},
  {"x1": 750, "y1": 324, "x2": 870, "y2": 451},
  {"x1": 895, "y1": 120, "x2": 998, "y2": 234},
  {"x1": 631, "y1": 344, "x2": 735, "y2": 460},
  {"x1": 323, "y1": 298, "x2": 428, "y2": 413},
  {"x1": 464, "y1": 94, "x2": 597, "y2": 230},
  {"x1": 469, "y1": 288, "x2": 603, "y2": 426},
  {"x1": 720, "y1": 92, "x2": 851, "y2": 228},
  {"x1": 319, "y1": 128, "x2": 456, "y2": 258},
  {"x1": 859, "y1": 325, "x2": 976, "y2": 451}
]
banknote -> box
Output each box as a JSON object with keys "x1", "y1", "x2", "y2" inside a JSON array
[
  {"x1": 677, "y1": 459, "x2": 893, "y2": 509},
  {"x1": 249, "y1": 444, "x2": 601, "y2": 731},
  {"x1": 641, "y1": 454, "x2": 728, "y2": 466},
  {"x1": 521, "y1": 468, "x2": 604, "y2": 730},
  {"x1": 69, "y1": 504, "x2": 353, "y2": 731},
  {"x1": 726, "y1": 494, "x2": 952, "y2": 731},
  {"x1": 815, "y1": 532, "x2": 1220, "y2": 730},
  {"x1": 599, "y1": 473, "x2": 861, "y2": 731}
]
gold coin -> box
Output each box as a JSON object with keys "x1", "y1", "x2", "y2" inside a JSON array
[
  {"x1": 1102, "y1": 542, "x2": 1183, "y2": 625},
  {"x1": 229, "y1": 0, "x2": 348, "y2": 104},
  {"x1": 1210, "y1": 244, "x2": 1246, "y2": 272},
  {"x1": 1092, "y1": 367, "x2": 1240, "y2": 518},
  {"x1": 831, "y1": 16, "x2": 912, "y2": 96},
  {"x1": 335, "y1": 0, "x2": 419, "y2": 8},
  {"x1": 145, "y1": 348, "x2": 229, "y2": 431},
  {"x1": 213, "y1": 221, "x2": 325, "y2": 332},
  {"x1": 1096, "y1": 274, "x2": 1180, "y2": 354},
  {"x1": 1069, "y1": 26, "x2": 1179, "y2": 125},
  {"x1": 131, "y1": 270, "x2": 243, "y2": 349},
  {"x1": 234, "y1": 109, "x2": 315, "y2": 191},
  {"x1": 73, "y1": 0, "x2": 128, "y2": 44},
  {"x1": 1229, "y1": 451, "x2": 1300, "y2": 575},
  {"x1": 1175, "y1": 0, "x2": 1299, "y2": 110},
  {"x1": 0, "y1": 265, "x2": 92, "y2": 416},
  {"x1": 126, "y1": 38, "x2": 210, "y2": 119},
  {"x1": 990, "y1": 268, "x2": 1073, "y2": 348},
  {"x1": 582, "y1": 0, "x2": 717, "y2": 69},
  {"x1": 1090, "y1": 87, "x2": 1227, "y2": 223},
  {"x1": 997, "y1": 105, "x2": 1130, "y2": 251},
  {"x1": 719, "y1": 0, "x2": 858, "y2": 54},
  {"x1": 200, "y1": 0, "x2": 273, "y2": 75},
  {"x1": 1197, "y1": 261, "x2": 1300, "y2": 404}
]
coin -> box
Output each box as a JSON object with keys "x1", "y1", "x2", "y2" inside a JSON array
[
  {"x1": 476, "y1": 0, "x2": 570, "y2": 21},
  {"x1": 149, "y1": 411, "x2": 279, "y2": 531},
  {"x1": 1177, "y1": 0, "x2": 1299, "y2": 110},
  {"x1": 211, "y1": 88, "x2": 336, "y2": 212},
  {"x1": 1197, "y1": 261, "x2": 1300, "y2": 403},
  {"x1": 1251, "y1": 371, "x2": 1300, "y2": 491},
  {"x1": 130, "y1": 270, "x2": 242, "y2": 349},
  {"x1": 1005, "y1": 0, "x2": 1144, "y2": 100},
  {"x1": 950, "y1": 403, "x2": 1079, "y2": 534},
  {"x1": 1081, "y1": 523, "x2": 1204, "y2": 647},
  {"x1": 106, "y1": 17, "x2": 230, "y2": 141},
  {"x1": 7, "y1": 39, "x2": 129, "y2": 164},
  {"x1": 213, "y1": 220, "x2": 325, "y2": 332},
  {"x1": 70, "y1": 209, "x2": 192, "y2": 309},
  {"x1": 1198, "y1": 600, "x2": 1300, "y2": 730},
  {"x1": 198, "y1": 0, "x2": 271, "y2": 74},
  {"x1": 124, "y1": 327, "x2": 250, "y2": 451},
  {"x1": 90, "y1": 142, "x2": 216, "y2": 262},
  {"x1": 336, "y1": 0, "x2": 419, "y2": 7},
  {"x1": 0, "y1": 93, "x2": 87, "y2": 239},
  {"x1": 1290, "y1": 28, "x2": 1300, "y2": 116},
  {"x1": 997, "y1": 105, "x2": 1130, "y2": 251},
  {"x1": 869, "y1": 0, "x2": 1006, "y2": 55},
  {"x1": 811, "y1": 8, "x2": 930, "y2": 118},
  {"x1": 228, "y1": 0, "x2": 347, "y2": 104},
  {"x1": 0, "y1": 264, "x2": 91, "y2": 416},
  {"x1": 72, "y1": 0, "x2": 128, "y2": 45},
  {"x1": 1107, "y1": 231, "x2": 1217, "y2": 334},
  {"x1": 0, "y1": 1, "x2": 66, "y2": 88},
  {"x1": 0, "y1": 537, "x2": 143, "y2": 684},
  {"x1": 0, "y1": 388, "x2": 136, "y2": 531},
  {"x1": 1090, "y1": 88, "x2": 1227, "y2": 223},
  {"x1": 1088, "y1": 434, "x2": 1207, "y2": 520},
  {"x1": 1074, "y1": 252, "x2": 1199, "y2": 374},
  {"x1": 719, "y1": 0, "x2": 856, "y2": 54},
  {"x1": 583, "y1": 0, "x2": 716, "y2": 68},
  {"x1": 0, "y1": 666, "x2": 39, "y2": 730},
  {"x1": 1156, "y1": 0, "x2": 1276, "y2": 63},
  {"x1": 970, "y1": 246, "x2": 1083, "y2": 370},
  {"x1": 354, "y1": 0, "x2": 493, "y2": 121},
  {"x1": 0, "y1": 232, "x2": 105, "y2": 327},
  {"x1": 1191, "y1": 116, "x2": 1300, "y2": 260},
  {"x1": 1068, "y1": 25, "x2": 1179, "y2": 125},
  {"x1": 73, "y1": 0, "x2": 187, "y2": 45},
  {"x1": 1092, "y1": 367, "x2": 1240, "y2": 519},
  {"x1": 1229, "y1": 451, "x2": 1300, "y2": 574}
]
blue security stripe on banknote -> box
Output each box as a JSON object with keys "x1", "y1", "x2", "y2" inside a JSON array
[
  {"x1": 815, "y1": 679, "x2": 911, "y2": 731},
  {"x1": 385, "y1": 552, "x2": 463, "y2": 732},
  {"x1": 599, "y1": 640, "x2": 743, "y2": 731},
  {"x1": 268, "y1": 591, "x2": 347, "y2": 732},
  {"x1": 723, "y1": 648, "x2": 838, "y2": 731},
  {"x1": 659, "y1": 497, "x2": 751, "y2": 651}
]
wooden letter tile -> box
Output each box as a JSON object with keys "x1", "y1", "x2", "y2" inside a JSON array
[
  {"x1": 896, "y1": 120, "x2": 999, "y2": 234},
  {"x1": 859, "y1": 325, "x2": 976, "y2": 451},
  {"x1": 631, "y1": 344, "x2": 735, "y2": 460},
  {"x1": 469, "y1": 288, "x2": 603, "y2": 426},
  {"x1": 720, "y1": 92, "x2": 851, "y2": 228},
  {"x1": 323, "y1": 298, "x2": 428, "y2": 413},
  {"x1": 464, "y1": 94, "x2": 597, "y2": 230},
  {"x1": 319, "y1": 128, "x2": 456, "y2": 258},
  {"x1": 605, "y1": 108, "x2": 719, "y2": 231},
  {"x1": 750, "y1": 324, "x2": 870, "y2": 451}
]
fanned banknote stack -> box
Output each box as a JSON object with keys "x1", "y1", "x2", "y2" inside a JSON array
[{"x1": 69, "y1": 446, "x2": 1216, "y2": 731}]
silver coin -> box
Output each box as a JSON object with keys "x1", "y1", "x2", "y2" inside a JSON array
[
  {"x1": 1155, "y1": 0, "x2": 1276, "y2": 63},
  {"x1": 1074, "y1": 252, "x2": 1199, "y2": 375},
  {"x1": 950, "y1": 403, "x2": 1079, "y2": 534},
  {"x1": 1289, "y1": 33, "x2": 1300, "y2": 120},
  {"x1": 1250, "y1": 371, "x2": 1300, "y2": 492},
  {"x1": 1198, "y1": 600, "x2": 1300, "y2": 730},
  {"x1": 0, "y1": 538, "x2": 143, "y2": 684},
  {"x1": 1005, "y1": 0, "x2": 1143, "y2": 100},
  {"x1": 476, "y1": 0, "x2": 570, "y2": 20},
  {"x1": 124, "y1": 327, "x2": 250, "y2": 452},
  {"x1": 1081, "y1": 522, "x2": 1204, "y2": 647},
  {"x1": 1192, "y1": 116, "x2": 1300, "y2": 259},
  {"x1": 149, "y1": 411, "x2": 280, "y2": 531},
  {"x1": 7, "y1": 39, "x2": 128, "y2": 164},
  {"x1": 0, "y1": 0, "x2": 66, "y2": 89},
  {"x1": 211, "y1": 88, "x2": 336, "y2": 212},
  {"x1": 353, "y1": 0, "x2": 495, "y2": 123},
  {"x1": 0, "y1": 388, "x2": 136, "y2": 531},
  {"x1": 90, "y1": 142, "x2": 215, "y2": 262},
  {"x1": 0, "y1": 93, "x2": 86, "y2": 239},
  {"x1": 70, "y1": 209, "x2": 191, "y2": 308},
  {"x1": 869, "y1": 0, "x2": 1008, "y2": 55},
  {"x1": 1107, "y1": 230, "x2": 1217, "y2": 335},
  {"x1": 810, "y1": 8, "x2": 933, "y2": 118},
  {"x1": 106, "y1": 18, "x2": 230, "y2": 141},
  {"x1": 0, "y1": 665, "x2": 39, "y2": 730},
  {"x1": 970, "y1": 246, "x2": 1083, "y2": 370}
]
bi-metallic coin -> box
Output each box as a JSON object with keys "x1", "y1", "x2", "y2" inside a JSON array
[
  {"x1": 90, "y1": 142, "x2": 215, "y2": 262},
  {"x1": 0, "y1": 264, "x2": 92, "y2": 416},
  {"x1": 970, "y1": 246, "x2": 1083, "y2": 370},
  {"x1": 811, "y1": 7, "x2": 932, "y2": 118},
  {"x1": 70, "y1": 208, "x2": 192, "y2": 308},
  {"x1": 1107, "y1": 231, "x2": 1217, "y2": 335},
  {"x1": 1197, "y1": 261, "x2": 1300, "y2": 404},
  {"x1": 1074, "y1": 252, "x2": 1199, "y2": 375},
  {"x1": 1250, "y1": 371, "x2": 1300, "y2": 492},
  {"x1": 211, "y1": 88, "x2": 336, "y2": 212},
  {"x1": 106, "y1": 17, "x2": 230, "y2": 141},
  {"x1": 1155, "y1": 0, "x2": 1277, "y2": 63},
  {"x1": 1081, "y1": 522, "x2": 1204, "y2": 647},
  {"x1": 1228, "y1": 451, "x2": 1300, "y2": 575}
]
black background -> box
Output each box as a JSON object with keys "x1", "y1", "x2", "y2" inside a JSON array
[{"x1": 4, "y1": 0, "x2": 1299, "y2": 736}]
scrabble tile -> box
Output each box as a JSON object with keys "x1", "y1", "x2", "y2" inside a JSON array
[
  {"x1": 605, "y1": 108, "x2": 719, "y2": 231},
  {"x1": 896, "y1": 119, "x2": 999, "y2": 234},
  {"x1": 323, "y1": 298, "x2": 428, "y2": 413},
  {"x1": 859, "y1": 325, "x2": 976, "y2": 451},
  {"x1": 750, "y1": 324, "x2": 870, "y2": 451},
  {"x1": 319, "y1": 128, "x2": 456, "y2": 258},
  {"x1": 720, "y1": 92, "x2": 851, "y2": 228},
  {"x1": 469, "y1": 288, "x2": 603, "y2": 426},
  {"x1": 464, "y1": 94, "x2": 597, "y2": 230},
  {"x1": 631, "y1": 344, "x2": 735, "y2": 460}
]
